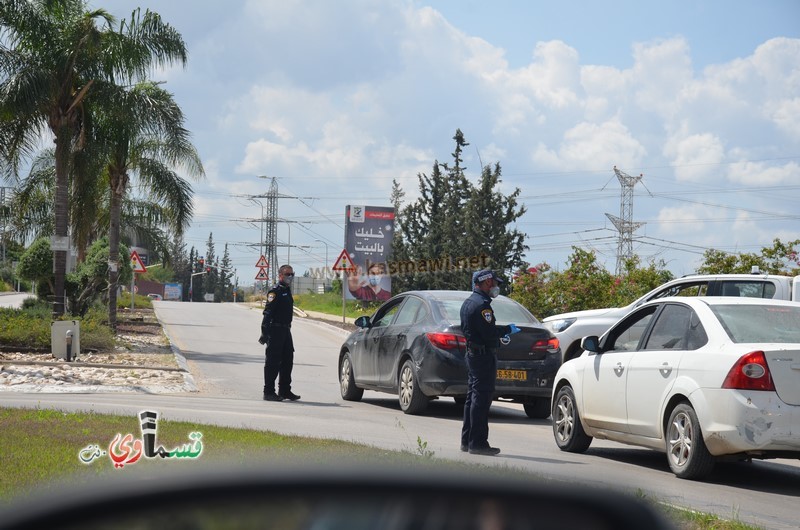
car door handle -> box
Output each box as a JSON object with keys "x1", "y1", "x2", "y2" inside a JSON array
[
  {"x1": 659, "y1": 362, "x2": 673, "y2": 377},
  {"x1": 613, "y1": 362, "x2": 624, "y2": 376}
]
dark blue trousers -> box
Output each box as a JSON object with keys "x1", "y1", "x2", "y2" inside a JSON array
[
  {"x1": 461, "y1": 351, "x2": 496, "y2": 450},
  {"x1": 263, "y1": 328, "x2": 294, "y2": 395}
]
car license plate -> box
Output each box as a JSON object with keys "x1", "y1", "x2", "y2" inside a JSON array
[{"x1": 497, "y1": 369, "x2": 527, "y2": 381}]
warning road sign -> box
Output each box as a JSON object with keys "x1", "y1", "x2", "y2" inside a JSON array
[
  {"x1": 255, "y1": 268, "x2": 269, "y2": 281},
  {"x1": 332, "y1": 249, "x2": 356, "y2": 272},
  {"x1": 255, "y1": 255, "x2": 268, "y2": 268},
  {"x1": 130, "y1": 250, "x2": 147, "y2": 273}
]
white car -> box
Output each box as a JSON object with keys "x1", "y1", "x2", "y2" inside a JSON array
[{"x1": 551, "y1": 296, "x2": 800, "y2": 480}]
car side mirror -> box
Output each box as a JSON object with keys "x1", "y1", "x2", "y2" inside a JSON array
[
  {"x1": 581, "y1": 335, "x2": 600, "y2": 353},
  {"x1": 354, "y1": 316, "x2": 371, "y2": 329}
]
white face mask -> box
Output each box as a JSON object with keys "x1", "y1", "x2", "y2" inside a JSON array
[{"x1": 489, "y1": 286, "x2": 500, "y2": 298}]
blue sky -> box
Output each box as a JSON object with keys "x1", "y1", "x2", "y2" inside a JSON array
[{"x1": 100, "y1": 0, "x2": 800, "y2": 284}]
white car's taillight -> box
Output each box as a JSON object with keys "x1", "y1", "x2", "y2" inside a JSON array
[{"x1": 721, "y1": 351, "x2": 775, "y2": 391}]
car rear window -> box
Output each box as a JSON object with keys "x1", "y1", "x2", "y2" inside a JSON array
[
  {"x1": 438, "y1": 297, "x2": 538, "y2": 325},
  {"x1": 710, "y1": 304, "x2": 800, "y2": 343}
]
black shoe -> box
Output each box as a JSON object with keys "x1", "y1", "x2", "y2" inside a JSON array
[
  {"x1": 279, "y1": 391, "x2": 301, "y2": 401},
  {"x1": 263, "y1": 393, "x2": 284, "y2": 402},
  {"x1": 468, "y1": 446, "x2": 501, "y2": 456},
  {"x1": 460, "y1": 444, "x2": 468, "y2": 452}
]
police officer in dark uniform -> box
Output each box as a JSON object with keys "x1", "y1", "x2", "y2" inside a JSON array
[
  {"x1": 259, "y1": 264, "x2": 301, "y2": 402},
  {"x1": 459, "y1": 269, "x2": 520, "y2": 455}
]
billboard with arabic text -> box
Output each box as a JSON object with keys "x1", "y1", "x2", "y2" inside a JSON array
[{"x1": 344, "y1": 205, "x2": 394, "y2": 302}]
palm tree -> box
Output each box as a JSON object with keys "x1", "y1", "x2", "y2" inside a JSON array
[
  {"x1": 10, "y1": 145, "x2": 190, "y2": 264},
  {"x1": 10, "y1": 147, "x2": 106, "y2": 262},
  {"x1": 94, "y1": 80, "x2": 203, "y2": 329},
  {"x1": 0, "y1": 0, "x2": 187, "y2": 316}
]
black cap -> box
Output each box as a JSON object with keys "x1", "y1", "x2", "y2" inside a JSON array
[{"x1": 472, "y1": 269, "x2": 504, "y2": 285}]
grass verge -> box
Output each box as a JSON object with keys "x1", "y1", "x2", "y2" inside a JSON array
[
  {"x1": 291, "y1": 291, "x2": 382, "y2": 319},
  {"x1": 0, "y1": 407, "x2": 761, "y2": 529}
]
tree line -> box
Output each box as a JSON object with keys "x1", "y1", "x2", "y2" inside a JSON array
[{"x1": 390, "y1": 130, "x2": 799, "y2": 319}]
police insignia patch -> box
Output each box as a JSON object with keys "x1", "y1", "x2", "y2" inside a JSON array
[
  {"x1": 481, "y1": 309, "x2": 493, "y2": 323},
  {"x1": 267, "y1": 293, "x2": 276, "y2": 302}
]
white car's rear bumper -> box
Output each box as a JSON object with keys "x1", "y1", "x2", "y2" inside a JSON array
[{"x1": 696, "y1": 389, "x2": 800, "y2": 456}]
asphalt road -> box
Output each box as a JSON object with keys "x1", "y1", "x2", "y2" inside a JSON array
[
  {"x1": 0, "y1": 292, "x2": 35, "y2": 308},
  {"x1": 3, "y1": 300, "x2": 799, "y2": 529}
]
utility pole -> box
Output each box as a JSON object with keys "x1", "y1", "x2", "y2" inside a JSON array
[
  {"x1": 252, "y1": 177, "x2": 316, "y2": 286},
  {"x1": 262, "y1": 177, "x2": 279, "y2": 286},
  {"x1": 0, "y1": 187, "x2": 9, "y2": 263},
  {"x1": 606, "y1": 166, "x2": 644, "y2": 276}
]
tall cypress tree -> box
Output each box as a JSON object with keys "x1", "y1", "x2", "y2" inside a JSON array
[
  {"x1": 463, "y1": 162, "x2": 528, "y2": 290},
  {"x1": 216, "y1": 243, "x2": 234, "y2": 302},
  {"x1": 395, "y1": 130, "x2": 527, "y2": 292},
  {"x1": 203, "y1": 232, "x2": 217, "y2": 300},
  {"x1": 169, "y1": 232, "x2": 190, "y2": 300},
  {"x1": 439, "y1": 129, "x2": 474, "y2": 289}
]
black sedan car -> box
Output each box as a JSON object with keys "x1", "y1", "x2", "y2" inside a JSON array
[{"x1": 338, "y1": 290, "x2": 561, "y2": 417}]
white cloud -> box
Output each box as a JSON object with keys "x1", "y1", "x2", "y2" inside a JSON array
[
  {"x1": 630, "y1": 37, "x2": 694, "y2": 118},
  {"x1": 656, "y1": 204, "x2": 711, "y2": 236},
  {"x1": 768, "y1": 97, "x2": 800, "y2": 139},
  {"x1": 532, "y1": 119, "x2": 647, "y2": 170},
  {"x1": 727, "y1": 160, "x2": 800, "y2": 186},
  {"x1": 662, "y1": 128, "x2": 725, "y2": 183}
]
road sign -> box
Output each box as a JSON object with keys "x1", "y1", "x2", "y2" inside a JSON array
[
  {"x1": 130, "y1": 250, "x2": 147, "y2": 273},
  {"x1": 332, "y1": 249, "x2": 356, "y2": 272},
  {"x1": 255, "y1": 268, "x2": 269, "y2": 281},
  {"x1": 255, "y1": 255, "x2": 268, "y2": 268}
]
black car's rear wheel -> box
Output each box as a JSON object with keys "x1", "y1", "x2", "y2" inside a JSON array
[
  {"x1": 398, "y1": 359, "x2": 428, "y2": 415},
  {"x1": 523, "y1": 398, "x2": 551, "y2": 419},
  {"x1": 552, "y1": 385, "x2": 592, "y2": 452},
  {"x1": 339, "y1": 352, "x2": 363, "y2": 401}
]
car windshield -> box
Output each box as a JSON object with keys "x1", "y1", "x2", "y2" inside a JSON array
[
  {"x1": 710, "y1": 304, "x2": 800, "y2": 343},
  {"x1": 437, "y1": 296, "x2": 538, "y2": 326}
]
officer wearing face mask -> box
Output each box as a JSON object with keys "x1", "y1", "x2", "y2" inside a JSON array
[
  {"x1": 347, "y1": 261, "x2": 391, "y2": 301},
  {"x1": 259, "y1": 264, "x2": 301, "y2": 402},
  {"x1": 459, "y1": 269, "x2": 520, "y2": 455}
]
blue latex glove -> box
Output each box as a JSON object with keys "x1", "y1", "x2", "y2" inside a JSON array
[{"x1": 509, "y1": 323, "x2": 521, "y2": 335}]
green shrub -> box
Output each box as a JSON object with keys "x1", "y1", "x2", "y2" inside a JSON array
[
  {"x1": 116, "y1": 293, "x2": 152, "y2": 310},
  {"x1": 21, "y1": 297, "x2": 51, "y2": 318},
  {"x1": 0, "y1": 303, "x2": 116, "y2": 351},
  {"x1": 0, "y1": 308, "x2": 51, "y2": 348},
  {"x1": 78, "y1": 314, "x2": 115, "y2": 351}
]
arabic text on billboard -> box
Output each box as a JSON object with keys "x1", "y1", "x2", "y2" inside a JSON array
[{"x1": 345, "y1": 205, "x2": 394, "y2": 302}]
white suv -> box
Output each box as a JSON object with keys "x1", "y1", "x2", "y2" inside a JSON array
[{"x1": 543, "y1": 271, "x2": 799, "y2": 363}]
